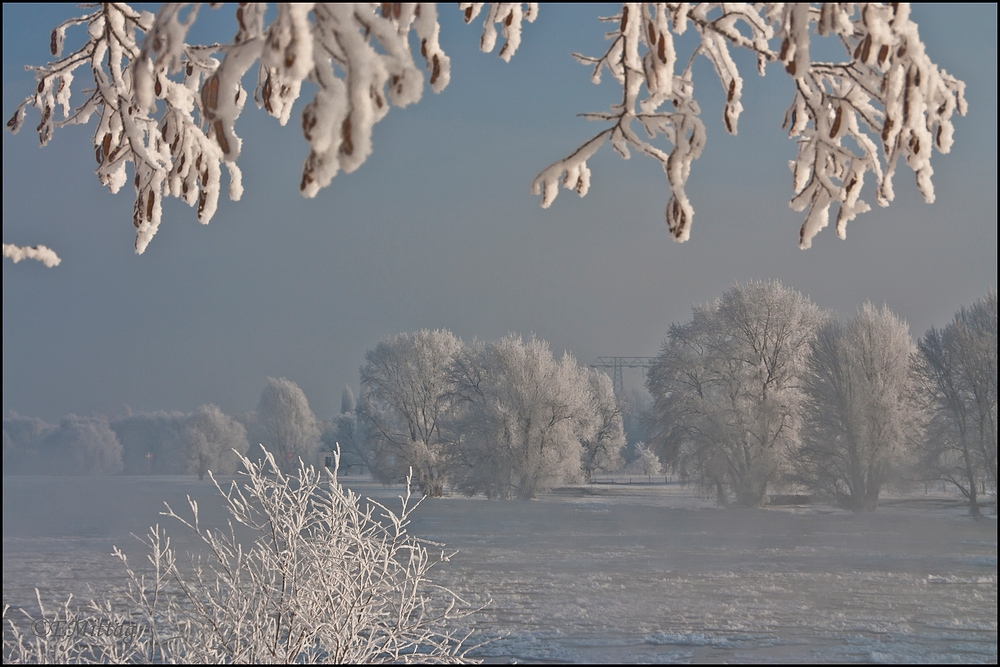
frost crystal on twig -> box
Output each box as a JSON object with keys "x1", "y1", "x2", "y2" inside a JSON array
[
  {"x1": 7, "y1": 3, "x2": 534, "y2": 255},
  {"x1": 533, "y1": 3, "x2": 966, "y2": 247},
  {"x1": 6, "y1": 4, "x2": 966, "y2": 254}
]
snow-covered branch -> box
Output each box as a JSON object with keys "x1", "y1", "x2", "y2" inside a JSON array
[
  {"x1": 5, "y1": 4, "x2": 967, "y2": 255},
  {"x1": 7, "y1": 3, "x2": 535, "y2": 255},
  {"x1": 2, "y1": 243, "x2": 61, "y2": 267},
  {"x1": 535, "y1": 3, "x2": 967, "y2": 247}
]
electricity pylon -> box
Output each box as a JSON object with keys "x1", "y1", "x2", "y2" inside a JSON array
[{"x1": 590, "y1": 357, "x2": 656, "y2": 399}]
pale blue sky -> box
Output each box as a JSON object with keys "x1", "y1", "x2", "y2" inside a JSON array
[{"x1": 3, "y1": 4, "x2": 996, "y2": 421}]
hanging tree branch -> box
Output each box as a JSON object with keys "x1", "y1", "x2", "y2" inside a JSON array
[{"x1": 6, "y1": 4, "x2": 966, "y2": 258}]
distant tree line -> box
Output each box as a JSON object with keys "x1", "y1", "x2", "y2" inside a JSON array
[
  {"x1": 3, "y1": 331, "x2": 629, "y2": 503},
  {"x1": 645, "y1": 281, "x2": 996, "y2": 517},
  {"x1": 4, "y1": 286, "x2": 994, "y2": 516},
  {"x1": 3, "y1": 376, "x2": 327, "y2": 479}
]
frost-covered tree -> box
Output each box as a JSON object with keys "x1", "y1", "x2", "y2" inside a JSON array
[
  {"x1": 627, "y1": 441, "x2": 664, "y2": 478},
  {"x1": 648, "y1": 281, "x2": 823, "y2": 506},
  {"x1": 615, "y1": 387, "x2": 655, "y2": 470},
  {"x1": 918, "y1": 290, "x2": 997, "y2": 519},
  {"x1": 359, "y1": 329, "x2": 464, "y2": 496},
  {"x1": 2, "y1": 412, "x2": 57, "y2": 473},
  {"x1": 110, "y1": 410, "x2": 188, "y2": 474},
  {"x1": 797, "y1": 303, "x2": 920, "y2": 512},
  {"x1": 183, "y1": 403, "x2": 249, "y2": 480},
  {"x1": 6, "y1": 410, "x2": 195, "y2": 476},
  {"x1": 449, "y1": 334, "x2": 596, "y2": 499},
  {"x1": 319, "y1": 416, "x2": 356, "y2": 471},
  {"x1": 254, "y1": 376, "x2": 321, "y2": 473},
  {"x1": 580, "y1": 369, "x2": 627, "y2": 481},
  {"x1": 340, "y1": 385, "x2": 355, "y2": 416},
  {"x1": 5, "y1": 3, "x2": 966, "y2": 258},
  {"x1": 27, "y1": 414, "x2": 124, "y2": 475},
  {"x1": 319, "y1": 385, "x2": 369, "y2": 474}
]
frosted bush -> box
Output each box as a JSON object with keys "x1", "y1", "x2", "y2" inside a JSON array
[{"x1": 2, "y1": 447, "x2": 481, "y2": 663}]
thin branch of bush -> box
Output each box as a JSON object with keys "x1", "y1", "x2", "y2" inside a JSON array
[{"x1": 3, "y1": 446, "x2": 485, "y2": 663}]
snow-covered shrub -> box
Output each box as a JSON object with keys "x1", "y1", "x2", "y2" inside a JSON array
[{"x1": 2, "y1": 447, "x2": 481, "y2": 663}]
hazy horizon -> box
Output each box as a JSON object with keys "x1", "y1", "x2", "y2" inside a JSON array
[{"x1": 3, "y1": 4, "x2": 996, "y2": 422}]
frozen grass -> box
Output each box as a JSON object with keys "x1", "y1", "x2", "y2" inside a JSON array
[{"x1": 3, "y1": 476, "x2": 996, "y2": 663}]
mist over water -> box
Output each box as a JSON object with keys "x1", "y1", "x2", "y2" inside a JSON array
[{"x1": 4, "y1": 475, "x2": 995, "y2": 663}]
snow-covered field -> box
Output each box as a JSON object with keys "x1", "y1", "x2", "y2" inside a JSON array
[{"x1": 3, "y1": 476, "x2": 996, "y2": 663}]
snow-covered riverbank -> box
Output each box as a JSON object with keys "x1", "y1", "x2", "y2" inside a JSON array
[{"x1": 3, "y1": 476, "x2": 995, "y2": 663}]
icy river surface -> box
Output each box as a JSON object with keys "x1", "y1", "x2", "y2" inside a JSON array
[{"x1": 3, "y1": 476, "x2": 996, "y2": 663}]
